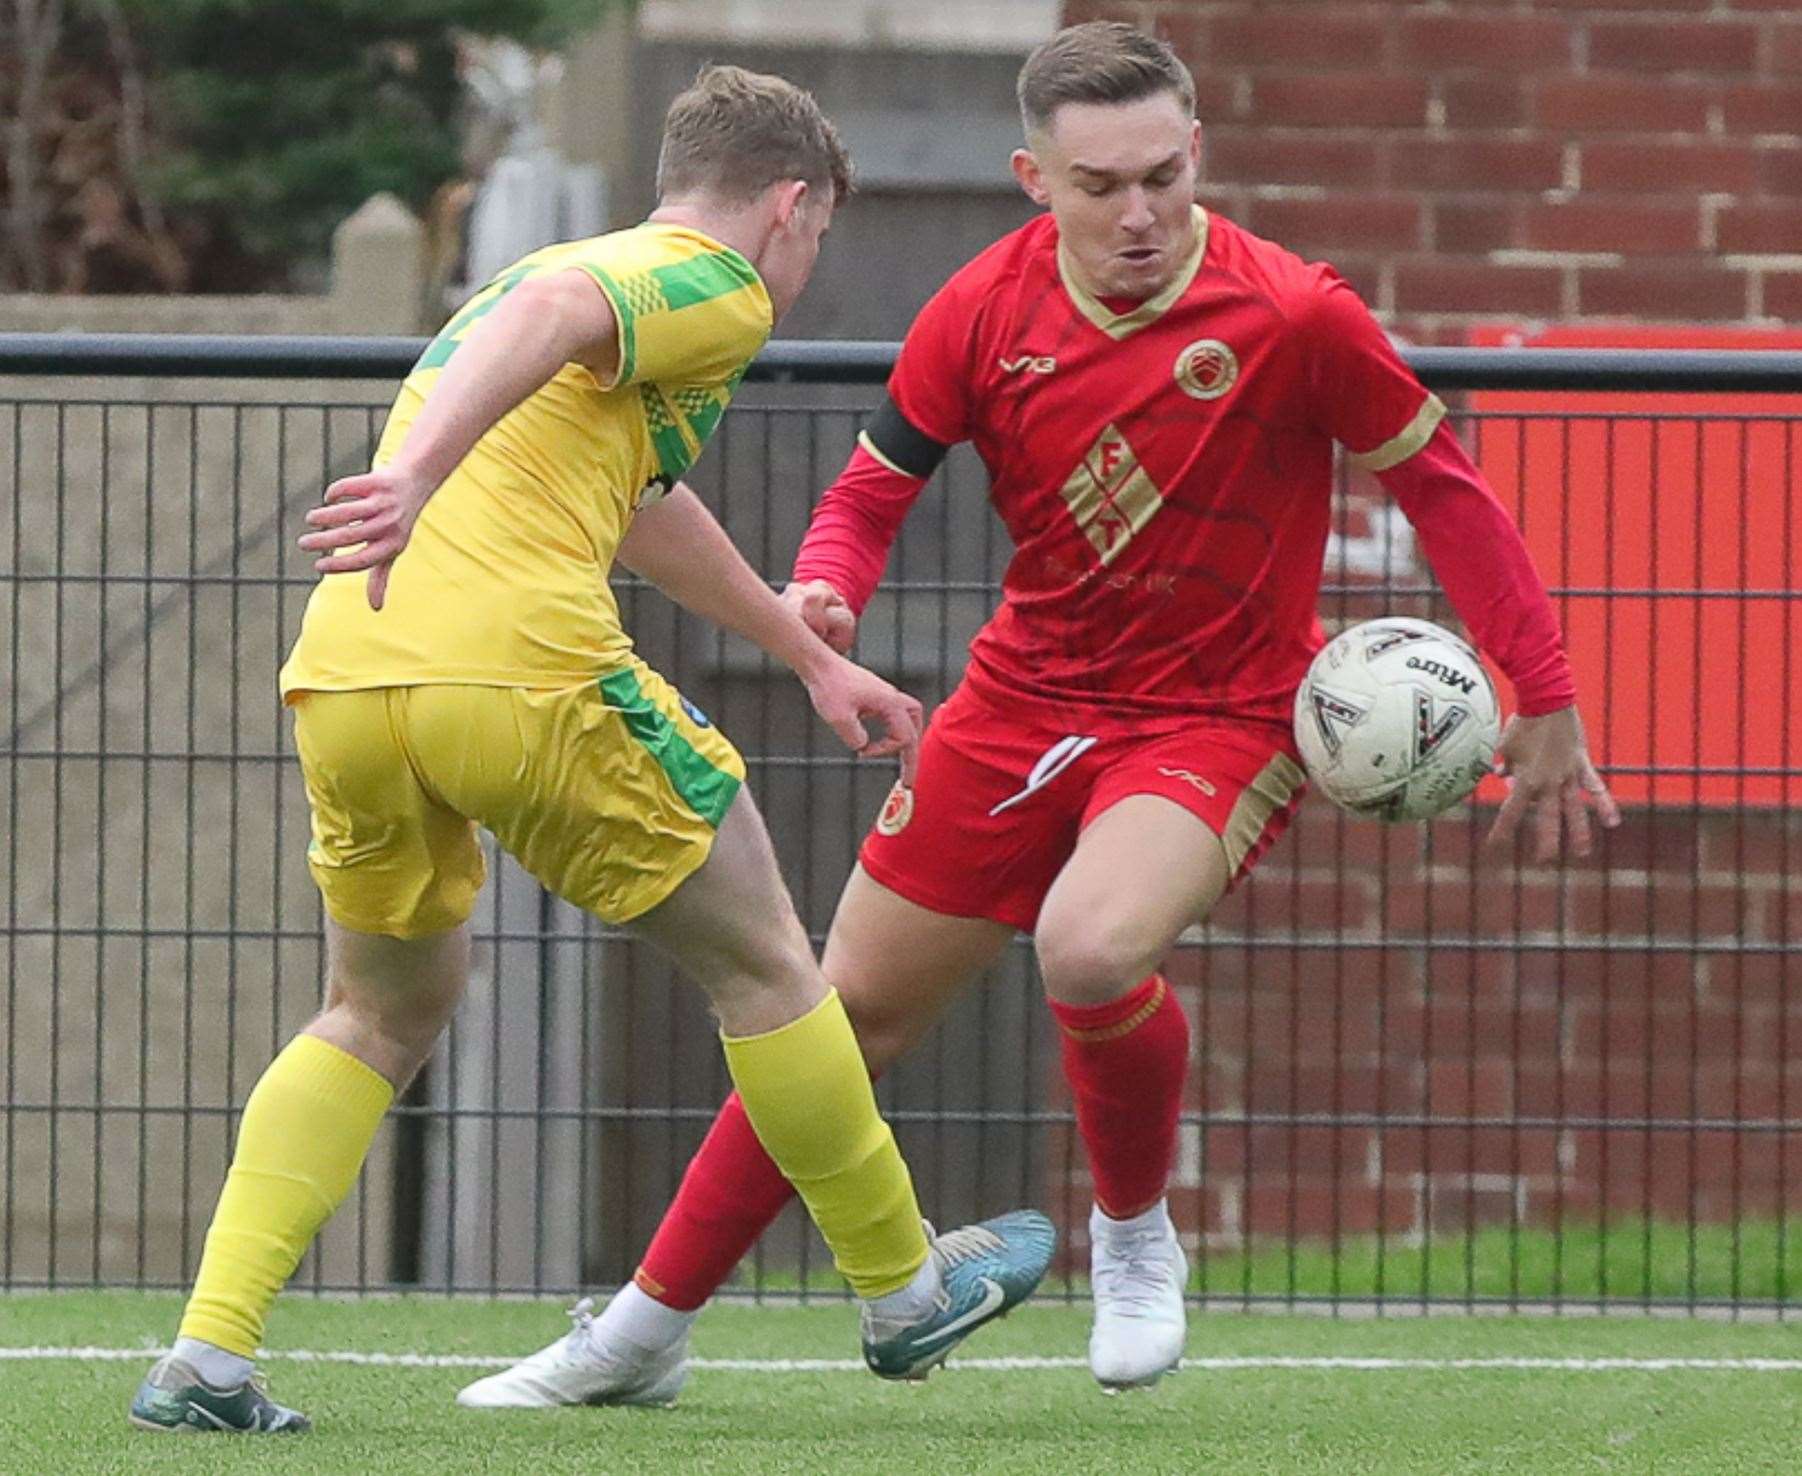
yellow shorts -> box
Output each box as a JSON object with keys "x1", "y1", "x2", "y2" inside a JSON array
[{"x1": 292, "y1": 660, "x2": 745, "y2": 937}]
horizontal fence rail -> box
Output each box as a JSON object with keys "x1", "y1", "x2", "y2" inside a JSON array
[
  {"x1": 6, "y1": 333, "x2": 1802, "y2": 391},
  {"x1": 2, "y1": 336, "x2": 1799, "y2": 1315}
]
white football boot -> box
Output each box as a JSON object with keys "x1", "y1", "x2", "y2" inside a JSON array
[
  {"x1": 1087, "y1": 1201, "x2": 1187, "y2": 1392},
  {"x1": 456, "y1": 1297, "x2": 687, "y2": 1409}
]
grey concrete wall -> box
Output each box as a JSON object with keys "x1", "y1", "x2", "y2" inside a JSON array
[{"x1": 626, "y1": 41, "x2": 1043, "y2": 340}]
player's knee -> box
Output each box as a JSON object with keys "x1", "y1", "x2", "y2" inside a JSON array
[
  {"x1": 1033, "y1": 917, "x2": 1153, "y2": 1006},
  {"x1": 839, "y1": 994, "x2": 914, "y2": 1075},
  {"x1": 701, "y1": 917, "x2": 819, "y2": 1007}
]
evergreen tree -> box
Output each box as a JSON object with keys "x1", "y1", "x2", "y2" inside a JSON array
[{"x1": 119, "y1": 0, "x2": 618, "y2": 284}]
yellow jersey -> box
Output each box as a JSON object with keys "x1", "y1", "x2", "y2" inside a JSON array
[{"x1": 279, "y1": 223, "x2": 772, "y2": 698}]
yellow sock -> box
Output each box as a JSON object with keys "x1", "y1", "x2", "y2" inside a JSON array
[
  {"x1": 722, "y1": 989, "x2": 928, "y2": 1299},
  {"x1": 178, "y1": 1034, "x2": 393, "y2": 1356}
]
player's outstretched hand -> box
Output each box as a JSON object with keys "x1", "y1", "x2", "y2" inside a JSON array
[
  {"x1": 802, "y1": 653, "x2": 924, "y2": 784},
  {"x1": 297, "y1": 466, "x2": 435, "y2": 611},
  {"x1": 783, "y1": 579, "x2": 857, "y2": 654},
  {"x1": 1485, "y1": 705, "x2": 1620, "y2": 864}
]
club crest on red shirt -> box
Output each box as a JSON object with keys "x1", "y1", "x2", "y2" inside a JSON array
[
  {"x1": 1174, "y1": 338, "x2": 1239, "y2": 400},
  {"x1": 876, "y1": 780, "x2": 915, "y2": 835}
]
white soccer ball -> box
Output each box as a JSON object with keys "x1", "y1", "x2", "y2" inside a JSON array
[{"x1": 1293, "y1": 616, "x2": 1502, "y2": 822}]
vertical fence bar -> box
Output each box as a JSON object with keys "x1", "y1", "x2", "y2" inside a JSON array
[
  {"x1": 92, "y1": 404, "x2": 110, "y2": 1287},
  {"x1": 49, "y1": 401, "x2": 66, "y2": 1289},
  {"x1": 1780, "y1": 420, "x2": 1797, "y2": 1317},
  {"x1": 1640, "y1": 416, "x2": 1660, "y2": 1310},
  {"x1": 4, "y1": 403, "x2": 20, "y2": 1286},
  {"x1": 1607, "y1": 412, "x2": 1621, "y2": 1304},
  {"x1": 137, "y1": 404, "x2": 156, "y2": 1288},
  {"x1": 1687, "y1": 417, "x2": 1705, "y2": 1313},
  {"x1": 1730, "y1": 418, "x2": 1750, "y2": 1316},
  {"x1": 180, "y1": 405, "x2": 200, "y2": 1284}
]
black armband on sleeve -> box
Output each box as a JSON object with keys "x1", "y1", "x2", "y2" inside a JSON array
[{"x1": 864, "y1": 396, "x2": 950, "y2": 480}]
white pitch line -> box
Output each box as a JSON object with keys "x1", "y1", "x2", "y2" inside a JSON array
[{"x1": 6, "y1": 1347, "x2": 1802, "y2": 1373}]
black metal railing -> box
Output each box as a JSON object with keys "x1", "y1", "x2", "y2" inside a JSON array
[{"x1": 2, "y1": 336, "x2": 1798, "y2": 1312}]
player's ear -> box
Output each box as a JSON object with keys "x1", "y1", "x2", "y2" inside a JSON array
[
  {"x1": 772, "y1": 179, "x2": 810, "y2": 231},
  {"x1": 1011, "y1": 148, "x2": 1049, "y2": 206},
  {"x1": 1188, "y1": 119, "x2": 1203, "y2": 178}
]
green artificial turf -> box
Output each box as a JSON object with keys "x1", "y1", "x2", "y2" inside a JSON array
[{"x1": 5, "y1": 1292, "x2": 1802, "y2": 1474}]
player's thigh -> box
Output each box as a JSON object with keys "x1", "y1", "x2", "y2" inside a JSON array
[
  {"x1": 823, "y1": 864, "x2": 1014, "y2": 1073},
  {"x1": 312, "y1": 918, "x2": 471, "y2": 1085},
  {"x1": 628, "y1": 784, "x2": 816, "y2": 994},
  {"x1": 1034, "y1": 794, "x2": 1232, "y2": 1003},
  {"x1": 291, "y1": 688, "x2": 486, "y2": 940},
  {"x1": 1035, "y1": 719, "x2": 1307, "y2": 1001},
  {"x1": 321, "y1": 918, "x2": 470, "y2": 1029},
  {"x1": 409, "y1": 665, "x2": 746, "y2": 929}
]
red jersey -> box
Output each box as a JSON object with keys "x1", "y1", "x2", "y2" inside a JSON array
[{"x1": 797, "y1": 206, "x2": 1574, "y2": 723}]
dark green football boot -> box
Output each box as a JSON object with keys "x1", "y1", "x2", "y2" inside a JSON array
[
  {"x1": 129, "y1": 1354, "x2": 310, "y2": 1434},
  {"x1": 861, "y1": 1211, "x2": 1057, "y2": 1381}
]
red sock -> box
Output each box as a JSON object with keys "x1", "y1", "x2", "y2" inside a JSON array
[
  {"x1": 634, "y1": 1092, "x2": 797, "y2": 1311},
  {"x1": 1048, "y1": 974, "x2": 1190, "y2": 1220}
]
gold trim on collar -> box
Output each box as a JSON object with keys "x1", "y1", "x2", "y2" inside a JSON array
[{"x1": 1058, "y1": 205, "x2": 1210, "y2": 342}]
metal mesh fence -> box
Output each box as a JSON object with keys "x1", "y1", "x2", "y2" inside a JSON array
[{"x1": 1, "y1": 341, "x2": 1798, "y2": 1313}]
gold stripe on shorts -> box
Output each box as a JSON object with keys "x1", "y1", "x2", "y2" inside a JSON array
[{"x1": 1222, "y1": 751, "x2": 1308, "y2": 873}]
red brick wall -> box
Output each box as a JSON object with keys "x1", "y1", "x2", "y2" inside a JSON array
[
  {"x1": 1059, "y1": 0, "x2": 1802, "y2": 336},
  {"x1": 1188, "y1": 804, "x2": 1796, "y2": 1242}
]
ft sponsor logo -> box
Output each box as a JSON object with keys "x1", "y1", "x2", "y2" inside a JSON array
[{"x1": 999, "y1": 354, "x2": 1057, "y2": 375}]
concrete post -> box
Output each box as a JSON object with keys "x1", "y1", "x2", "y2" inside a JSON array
[{"x1": 331, "y1": 193, "x2": 427, "y2": 335}]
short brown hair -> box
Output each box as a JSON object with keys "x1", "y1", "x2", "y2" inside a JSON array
[
  {"x1": 1017, "y1": 22, "x2": 1197, "y2": 137},
  {"x1": 657, "y1": 65, "x2": 853, "y2": 208}
]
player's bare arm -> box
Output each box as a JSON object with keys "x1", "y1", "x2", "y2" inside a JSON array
[
  {"x1": 1486, "y1": 704, "x2": 1620, "y2": 864},
  {"x1": 297, "y1": 268, "x2": 621, "y2": 609},
  {"x1": 616, "y1": 486, "x2": 922, "y2": 778}
]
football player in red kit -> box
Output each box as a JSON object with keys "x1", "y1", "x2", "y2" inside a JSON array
[{"x1": 469, "y1": 22, "x2": 1619, "y2": 1403}]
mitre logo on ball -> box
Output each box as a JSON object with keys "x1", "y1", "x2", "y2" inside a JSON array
[{"x1": 1293, "y1": 616, "x2": 1501, "y2": 823}]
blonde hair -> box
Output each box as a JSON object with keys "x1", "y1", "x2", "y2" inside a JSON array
[{"x1": 657, "y1": 65, "x2": 853, "y2": 207}]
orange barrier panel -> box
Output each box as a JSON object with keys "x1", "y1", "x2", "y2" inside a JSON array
[{"x1": 1465, "y1": 324, "x2": 1802, "y2": 808}]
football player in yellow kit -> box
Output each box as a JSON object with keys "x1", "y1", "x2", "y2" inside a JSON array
[{"x1": 130, "y1": 65, "x2": 1052, "y2": 1435}]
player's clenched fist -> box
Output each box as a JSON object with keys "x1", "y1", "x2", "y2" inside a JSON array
[
  {"x1": 783, "y1": 579, "x2": 857, "y2": 654},
  {"x1": 297, "y1": 467, "x2": 436, "y2": 611}
]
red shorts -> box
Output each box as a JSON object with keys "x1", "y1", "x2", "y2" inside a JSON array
[{"x1": 860, "y1": 682, "x2": 1309, "y2": 932}]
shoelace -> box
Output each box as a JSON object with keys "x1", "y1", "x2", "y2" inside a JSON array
[
  {"x1": 930, "y1": 1223, "x2": 1007, "y2": 1270},
  {"x1": 542, "y1": 1296, "x2": 601, "y2": 1368},
  {"x1": 865, "y1": 1222, "x2": 1008, "y2": 1329},
  {"x1": 1093, "y1": 1229, "x2": 1178, "y2": 1314}
]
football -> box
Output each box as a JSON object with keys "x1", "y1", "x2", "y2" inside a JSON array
[{"x1": 1294, "y1": 616, "x2": 1502, "y2": 822}]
